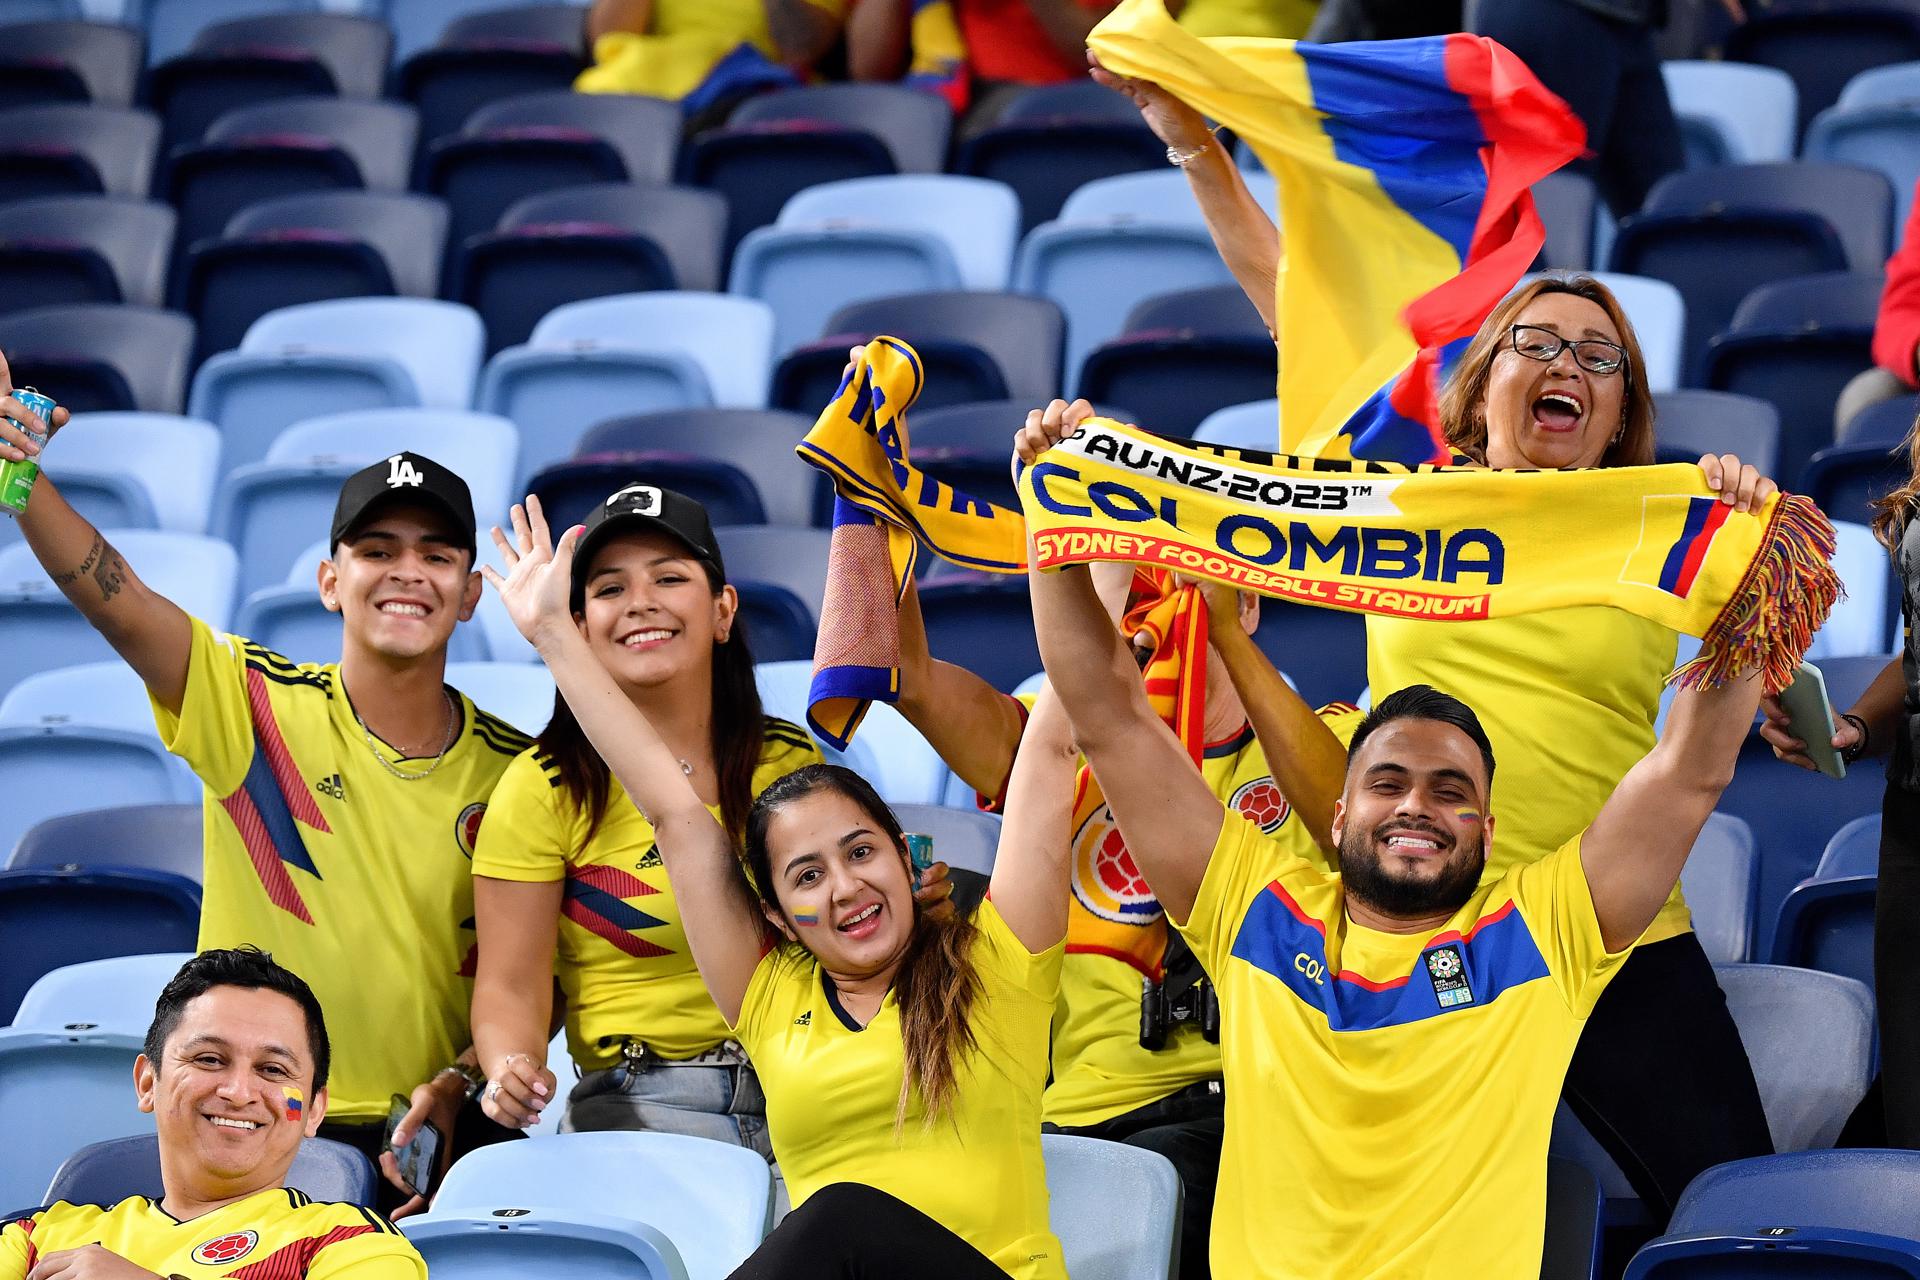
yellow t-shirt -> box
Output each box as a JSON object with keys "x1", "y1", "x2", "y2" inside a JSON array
[
  {"x1": 1368, "y1": 608, "x2": 1693, "y2": 943},
  {"x1": 1179, "y1": 811, "x2": 1633, "y2": 1280},
  {"x1": 576, "y1": 0, "x2": 778, "y2": 100},
  {"x1": 1041, "y1": 706, "x2": 1367, "y2": 1128},
  {"x1": 1, "y1": 1189, "x2": 423, "y2": 1279},
  {"x1": 733, "y1": 899, "x2": 1067, "y2": 1280},
  {"x1": 153, "y1": 619, "x2": 532, "y2": 1121},
  {"x1": 473, "y1": 719, "x2": 823, "y2": 1071}
]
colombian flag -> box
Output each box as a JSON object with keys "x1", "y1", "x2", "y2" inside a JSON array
[
  {"x1": 1087, "y1": 0, "x2": 1586, "y2": 464},
  {"x1": 281, "y1": 1087, "x2": 303, "y2": 1122},
  {"x1": 1622, "y1": 495, "x2": 1736, "y2": 600}
]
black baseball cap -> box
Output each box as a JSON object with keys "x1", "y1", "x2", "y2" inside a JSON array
[
  {"x1": 330, "y1": 452, "x2": 477, "y2": 556},
  {"x1": 570, "y1": 483, "x2": 725, "y2": 612}
]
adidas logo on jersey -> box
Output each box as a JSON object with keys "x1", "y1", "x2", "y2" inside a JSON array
[
  {"x1": 793, "y1": 1011, "x2": 811, "y2": 1026},
  {"x1": 313, "y1": 773, "x2": 345, "y2": 800},
  {"x1": 636, "y1": 846, "x2": 663, "y2": 870}
]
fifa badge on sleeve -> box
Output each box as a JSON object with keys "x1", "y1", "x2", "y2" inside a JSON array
[{"x1": 1424, "y1": 944, "x2": 1475, "y2": 1009}]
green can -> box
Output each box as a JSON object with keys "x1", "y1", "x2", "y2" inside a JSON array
[
  {"x1": 903, "y1": 832, "x2": 935, "y2": 875},
  {"x1": 0, "y1": 388, "x2": 56, "y2": 517}
]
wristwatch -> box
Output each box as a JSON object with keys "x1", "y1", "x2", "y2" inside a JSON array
[{"x1": 438, "y1": 1061, "x2": 486, "y2": 1102}]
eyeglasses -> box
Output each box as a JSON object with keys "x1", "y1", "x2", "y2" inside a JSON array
[{"x1": 1507, "y1": 324, "x2": 1628, "y2": 376}]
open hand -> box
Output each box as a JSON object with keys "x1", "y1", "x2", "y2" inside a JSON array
[
  {"x1": 481, "y1": 496, "x2": 583, "y2": 651},
  {"x1": 1015, "y1": 399, "x2": 1096, "y2": 467},
  {"x1": 1697, "y1": 453, "x2": 1776, "y2": 515},
  {"x1": 1087, "y1": 51, "x2": 1214, "y2": 153}
]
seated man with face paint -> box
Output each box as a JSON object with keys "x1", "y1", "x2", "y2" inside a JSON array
[
  {"x1": 1016, "y1": 409, "x2": 1768, "y2": 1279},
  {"x1": 0, "y1": 949, "x2": 425, "y2": 1280}
]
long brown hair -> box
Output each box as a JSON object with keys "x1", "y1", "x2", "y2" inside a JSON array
[
  {"x1": 743, "y1": 764, "x2": 982, "y2": 1128},
  {"x1": 536, "y1": 555, "x2": 766, "y2": 845},
  {"x1": 1872, "y1": 407, "x2": 1920, "y2": 549},
  {"x1": 1438, "y1": 273, "x2": 1657, "y2": 468}
]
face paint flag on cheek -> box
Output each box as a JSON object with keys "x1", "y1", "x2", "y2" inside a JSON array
[
  {"x1": 281, "y1": 1087, "x2": 303, "y2": 1122},
  {"x1": 793, "y1": 912, "x2": 821, "y2": 927},
  {"x1": 1455, "y1": 809, "x2": 1482, "y2": 824}
]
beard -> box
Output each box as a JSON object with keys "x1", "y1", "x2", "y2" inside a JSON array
[{"x1": 1338, "y1": 820, "x2": 1486, "y2": 919}]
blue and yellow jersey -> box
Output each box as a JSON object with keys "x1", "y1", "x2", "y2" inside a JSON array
[
  {"x1": 153, "y1": 618, "x2": 531, "y2": 1121},
  {"x1": 1, "y1": 1188, "x2": 422, "y2": 1279},
  {"x1": 473, "y1": 719, "x2": 822, "y2": 1071},
  {"x1": 1180, "y1": 810, "x2": 1634, "y2": 1279}
]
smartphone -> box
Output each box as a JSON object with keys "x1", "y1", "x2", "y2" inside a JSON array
[
  {"x1": 383, "y1": 1094, "x2": 443, "y2": 1200},
  {"x1": 1778, "y1": 660, "x2": 1847, "y2": 780}
]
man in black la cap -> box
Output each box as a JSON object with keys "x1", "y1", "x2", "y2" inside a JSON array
[{"x1": 3, "y1": 418, "x2": 531, "y2": 1215}]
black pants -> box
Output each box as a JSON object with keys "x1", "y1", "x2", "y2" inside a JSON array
[
  {"x1": 1049, "y1": 1081, "x2": 1221, "y2": 1280},
  {"x1": 1473, "y1": 0, "x2": 1685, "y2": 215},
  {"x1": 730, "y1": 1183, "x2": 1007, "y2": 1280},
  {"x1": 1561, "y1": 932, "x2": 1773, "y2": 1219},
  {"x1": 319, "y1": 1095, "x2": 523, "y2": 1216},
  {"x1": 1840, "y1": 783, "x2": 1920, "y2": 1148}
]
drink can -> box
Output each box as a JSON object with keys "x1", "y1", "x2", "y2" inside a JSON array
[
  {"x1": 903, "y1": 832, "x2": 935, "y2": 875},
  {"x1": 0, "y1": 388, "x2": 56, "y2": 518}
]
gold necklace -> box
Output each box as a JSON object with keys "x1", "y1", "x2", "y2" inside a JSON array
[{"x1": 355, "y1": 689, "x2": 457, "y2": 782}]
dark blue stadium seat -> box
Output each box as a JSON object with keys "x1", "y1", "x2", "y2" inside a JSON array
[
  {"x1": 0, "y1": 0, "x2": 82, "y2": 18},
  {"x1": 0, "y1": 304, "x2": 194, "y2": 414},
  {"x1": 179, "y1": 191, "x2": 447, "y2": 368},
  {"x1": 1534, "y1": 169, "x2": 1599, "y2": 271},
  {"x1": 0, "y1": 104, "x2": 159, "y2": 199},
  {"x1": 395, "y1": 47, "x2": 588, "y2": 191},
  {"x1": 442, "y1": 3, "x2": 588, "y2": 52},
  {"x1": 1727, "y1": 2, "x2": 1920, "y2": 136},
  {"x1": 48, "y1": 1134, "x2": 378, "y2": 1208},
  {"x1": 0, "y1": 196, "x2": 173, "y2": 309},
  {"x1": 732, "y1": 583, "x2": 818, "y2": 664},
  {"x1": 771, "y1": 291, "x2": 1067, "y2": 413},
  {"x1": 1125, "y1": 284, "x2": 1267, "y2": 337},
  {"x1": 0, "y1": 21, "x2": 143, "y2": 106},
  {"x1": 1845, "y1": 393, "x2": 1920, "y2": 447},
  {"x1": 137, "y1": 0, "x2": 319, "y2": 67},
  {"x1": 1625, "y1": 1149, "x2": 1920, "y2": 1278},
  {"x1": 714, "y1": 525, "x2": 831, "y2": 625},
  {"x1": 957, "y1": 82, "x2": 1163, "y2": 234},
  {"x1": 1804, "y1": 441, "x2": 1906, "y2": 528},
  {"x1": 145, "y1": 12, "x2": 391, "y2": 157},
  {"x1": 1612, "y1": 164, "x2": 1891, "y2": 382},
  {"x1": 0, "y1": 868, "x2": 200, "y2": 1023},
  {"x1": 1651, "y1": 390, "x2": 1782, "y2": 476},
  {"x1": 1251, "y1": 600, "x2": 1369, "y2": 709},
  {"x1": 576, "y1": 410, "x2": 821, "y2": 528},
  {"x1": 1772, "y1": 873, "x2": 1876, "y2": 993},
  {"x1": 892, "y1": 398, "x2": 1136, "y2": 514},
  {"x1": 729, "y1": 83, "x2": 952, "y2": 174},
  {"x1": 8, "y1": 803, "x2": 202, "y2": 881},
  {"x1": 529, "y1": 456, "x2": 767, "y2": 533},
  {"x1": 918, "y1": 573, "x2": 1039, "y2": 693},
  {"x1": 1703, "y1": 272, "x2": 1882, "y2": 486},
  {"x1": 452, "y1": 184, "x2": 721, "y2": 355},
  {"x1": 1075, "y1": 285, "x2": 1275, "y2": 436}
]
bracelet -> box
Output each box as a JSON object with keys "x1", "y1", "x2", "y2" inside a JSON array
[
  {"x1": 1841, "y1": 713, "x2": 1871, "y2": 763},
  {"x1": 437, "y1": 1062, "x2": 485, "y2": 1102},
  {"x1": 1167, "y1": 126, "x2": 1223, "y2": 168}
]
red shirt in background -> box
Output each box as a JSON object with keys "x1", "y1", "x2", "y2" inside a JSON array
[
  {"x1": 956, "y1": 0, "x2": 1116, "y2": 84},
  {"x1": 1874, "y1": 182, "x2": 1920, "y2": 388}
]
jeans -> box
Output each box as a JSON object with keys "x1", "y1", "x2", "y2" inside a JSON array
[{"x1": 560, "y1": 1059, "x2": 774, "y2": 1160}]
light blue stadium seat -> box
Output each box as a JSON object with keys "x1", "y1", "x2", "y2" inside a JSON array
[
  {"x1": 0, "y1": 532, "x2": 237, "y2": 701},
  {"x1": 890, "y1": 803, "x2": 1001, "y2": 878},
  {"x1": 408, "y1": 1130, "x2": 774, "y2": 1280},
  {"x1": 1193, "y1": 399, "x2": 1278, "y2": 449},
  {"x1": 1807, "y1": 522, "x2": 1894, "y2": 659},
  {"x1": 1588, "y1": 272, "x2": 1685, "y2": 395},
  {"x1": 730, "y1": 175, "x2": 1021, "y2": 354},
  {"x1": 751, "y1": 661, "x2": 946, "y2": 806},
  {"x1": 1, "y1": 661, "x2": 169, "y2": 738},
  {"x1": 1058, "y1": 169, "x2": 1278, "y2": 226},
  {"x1": 9, "y1": 803, "x2": 201, "y2": 881},
  {"x1": 445, "y1": 661, "x2": 553, "y2": 737},
  {"x1": 1819, "y1": 813, "x2": 1881, "y2": 880},
  {"x1": 39, "y1": 411, "x2": 218, "y2": 535},
  {"x1": 1651, "y1": 390, "x2": 1781, "y2": 477},
  {"x1": 1679, "y1": 812, "x2": 1757, "y2": 964},
  {"x1": 1840, "y1": 61, "x2": 1920, "y2": 111},
  {"x1": 1625, "y1": 1149, "x2": 1920, "y2": 1279},
  {"x1": 1720, "y1": 963, "x2": 1874, "y2": 1152},
  {"x1": 1805, "y1": 103, "x2": 1920, "y2": 225},
  {"x1": 0, "y1": 1028, "x2": 155, "y2": 1212},
  {"x1": 1041, "y1": 1134, "x2": 1179, "y2": 1280},
  {"x1": 190, "y1": 298, "x2": 487, "y2": 480},
  {"x1": 1659, "y1": 61, "x2": 1798, "y2": 165},
  {"x1": 45, "y1": 1133, "x2": 376, "y2": 1210},
  {"x1": 212, "y1": 408, "x2": 518, "y2": 599},
  {"x1": 480, "y1": 293, "x2": 776, "y2": 488},
  {"x1": 11, "y1": 953, "x2": 195, "y2": 1037}
]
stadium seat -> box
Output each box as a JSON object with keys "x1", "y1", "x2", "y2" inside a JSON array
[
  {"x1": 1719, "y1": 963, "x2": 1875, "y2": 1152},
  {"x1": 1845, "y1": 392, "x2": 1920, "y2": 446},
  {"x1": 1803, "y1": 440, "x2": 1905, "y2": 530},
  {"x1": 482, "y1": 294, "x2": 776, "y2": 486},
  {"x1": 1650, "y1": 390, "x2": 1780, "y2": 477},
  {"x1": 1534, "y1": 170, "x2": 1599, "y2": 270},
  {"x1": 1078, "y1": 283, "x2": 1275, "y2": 433},
  {"x1": 0, "y1": 21, "x2": 144, "y2": 108},
  {"x1": 1703, "y1": 271, "x2": 1881, "y2": 486},
  {"x1": 1059, "y1": 170, "x2": 1277, "y2": 225},
  {"x1": 1841, "y1": 61, "x2": 1920, "y2": 110},
  {"x1": 1578, "y1": 272, "x2": 1685, "y2": 396},
  {"x1": 406, "y1": 1130, "x2": 774, "y2": 1279},
  {"x1": 0, "y1": 661, "x2": 174, "y2": 739},
  {"x1": 179, "y1": 191, "x2": 448, "y2": 368},
  {"x1": 0, "y1": 532, "x2": 235, "y2": 700},
  {"x1": 1660, "y1": 61, "x2": 1798, "y2": 166},
  {"x1": 574, "y1": 409, "x2": 820, "y2": 528},
  {"x1": 213, "y1": 408, "x2": 517, "y2": 598},
  {"x1": 714, "y1": 526, "x2": 831, "y2": 622},
  {"x1": 11, "y1": 953, "x2": 196, "y2": 1033},
  {"x1": 1041, "y1": 1134, "x2": 1180, "y2": 1280},
  {"x1": 0, "y1": 1028, "x2": 155, "y2": 1212},
  {"x1": 916, "y1": 573, "x2": 1037, "y2": 694},
  {"x1": 394, "y1": 30, "x2": 587, "y2": 190},
  {"x1": 453, "y1": 185, "x2": 726, "y2": 355},
  {"x1": 0, "y1": 196, "x2": 173, "y2": 310},
  {"x1": 135, "y1": 0, "x2": 319, "y2": 67},
  {"x1": 0, "y1": 861, "x2": 201, "y2": 1023},
  {"x1": 0, "y1": 103, "x2": 160, "y2": 199},
  {"x1": 1770, "y1": 813, "x2": 1882, "y2": 994},
  {"x1": 752, "y1": 661, "x2": 947, "y2": 807},
  {"x1": 1820, "y1": 813, "x2": 1883, "y2": 880},
  {"x1": 1611, "y1": 164, "x2": 1890, "y2": 382},
  {"x1": 388, "y1": 0, "x2": 581, "y2": 62},
  {"x1": 34, "y1": 411, "x2": 221, "y2": 533},
  {"x1": 1251, "y1": 599, "x2": 1369, "y2": 709},
  {"x1": 9, "y1": 804, "x2": 201, "y2": 883},
  {"x1": 1543, "y1": 1158, "x2": 1605, "y2": 1280},
  {"x1": 773, "y1": 290, "x2": 1067, "y2": 414},
  {"x1": 1625, "y1": 1149, "x2": 1920, "y2": 1279},
  {"x1": 444, "y1": 662, "x2": 554, "y2": 737},
  {"x1": 441, "y1": 3, "x2": 588, "y2": 53},
  {"x1": 1194, "y1": 399, "x2": 1280, "y2": 449},
  {"x1": 731, "y1": 176, "x2": 1022, "y2": 355},
  {"x1": 46, "y1": 1133, "x2": 377, "y2": 1211},
  {"x1": 729, "y1": 83, "x2": 952, "y2": 174},
  {"x1": 1807, "y1": 523, "x2": 1894, "y2": 660},
  {"x1": 145, "y1": 13, "x2": 393, "y2": 157},
  {"x1": 1806, "y1": 103, "x2": 1920, "y2": 226},
  {"x1": 890, "y1": 804, "x2": 1002, "y2": 879},
  {"x1": 956, "y1": 81, "x2": 1164, "y2": 234},
  {"x1": 1680, "y1": 813, "x2": 1758, "y2": 964},
  {"x1": 189, "y1": 298, "x2": 484, "y2": 479},
  {"x1": 1725, "y1": 1, "x2": 1920, "y2": 136},
  {"x1": 898, "y1": 397, "x2": 1134, "y2": 511},
  {"x1": 0, "y1": 304, "x2": 194, "y2": 415}
]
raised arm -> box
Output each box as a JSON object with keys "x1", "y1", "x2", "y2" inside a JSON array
[
  {"x1": 1580, "y1": 671, "x2": 1765, "y2": 952},
  {"x1": 1, "y1": 361, "x2": 192, "y2": 712},
  {"x1": 1022, "y1": 406, "x2": 1224, "y2": 919},
  {"x1": 762, "y1": 0, "x2": 845, "y2": 68},
  {"x1": 987, "y1": 682, "x2": 1079, "y2": 951},
  {"x1": 484, "y1": 498, "x2": 766, "y2": 1023},
  {"x1": 896, "y1": 576, "x2": 1028, "y2": 799}
]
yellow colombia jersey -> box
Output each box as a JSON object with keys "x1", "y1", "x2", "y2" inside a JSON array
[
  {"x1": 1032, "y1": 700, "x2": 1367, "y2": 1129},
  {"x1": 0, "y1": 1188, "x2": 424, "y2": 1279},
  {"x1": 734, "y1": 899, "x2": 1068, "y2": 1280},
  {"x1": 153, "y1": 618, "x2": 532, "y2": 1121},
  {"x1": 473, "y1": 718, "x2": 822, "y2": 1071},
  {"x1": 1180, "y1": 811, "x2": 1633, "y2": 1280},
  {"x1": 1368, "y1": 608, "x2": 1693, "y2": 943}
]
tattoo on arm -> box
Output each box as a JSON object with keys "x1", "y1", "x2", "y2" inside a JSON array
[
  {"x1": 51, "y1": 532, "x2": 126, "y2": 602},
  {"x1": 51, "y1": 533, "x2": 102, "y2": 587}
]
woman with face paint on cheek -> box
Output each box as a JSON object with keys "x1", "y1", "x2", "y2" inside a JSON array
[{"x1": 486, "y1": 498, "x2": 1081, "y2": 1279}]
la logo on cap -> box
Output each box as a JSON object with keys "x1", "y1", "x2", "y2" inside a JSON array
[
  {"x1": 610, "y1": 484, "x2": 662, "y2": 516},
  {"x1": 386, "y1": 455, "x2": 425, "y2": 489}
]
